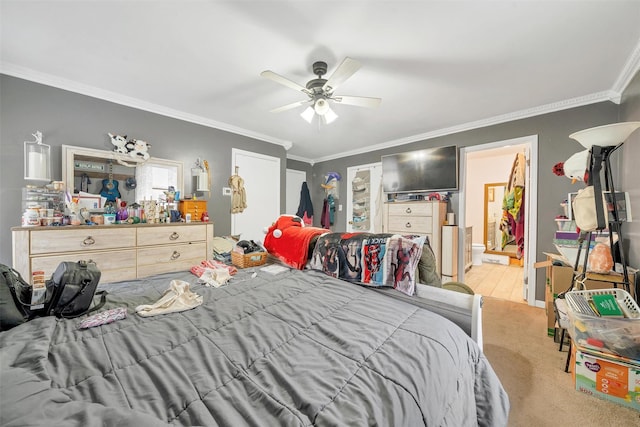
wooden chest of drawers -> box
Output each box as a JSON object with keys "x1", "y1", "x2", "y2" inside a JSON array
[
  {"x1": 12, "y1": 222, "x2": 214, "y2": 284},
  {"x1": 179, "y1": 200, "x2": 207, "y2": 222},
  {"x1": 383, "y1": 201, "x2": 447, "y2": 272}
]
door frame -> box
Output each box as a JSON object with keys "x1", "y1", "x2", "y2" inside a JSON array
[{"x1": 459, "y1": 135, "x2": 540, "y2": 307}]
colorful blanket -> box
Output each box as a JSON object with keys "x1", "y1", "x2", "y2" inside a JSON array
[{"x1": 308, "y1": 232, "x2": 426, "y2": 296}]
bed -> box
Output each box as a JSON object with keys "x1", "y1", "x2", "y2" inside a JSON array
[{"x1": 0, "y1": 264, "x2": 508, "y2": 426}]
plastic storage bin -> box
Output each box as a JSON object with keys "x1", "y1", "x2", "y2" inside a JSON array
[{"x1": 565, "y1": 289, "x2": 640, "y2": 359}]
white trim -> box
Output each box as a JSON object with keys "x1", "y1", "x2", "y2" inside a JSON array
[
  {"x1": 612, "y1": 38, "x2": 640, "y2": 97},
  {"x1": 306, "y1": 91, "x2": 616, "y2": 163}
]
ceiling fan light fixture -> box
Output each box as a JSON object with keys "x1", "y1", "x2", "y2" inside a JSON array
[
  {"x1": 324, "y1": 108, "x2": 338, "y2": 124},
  {"x1": 314, "y1": 97, "x2": 330, "y2": 115},
  {"x1": 300, "y1": 106, "x2": 315, "y2": 123}
]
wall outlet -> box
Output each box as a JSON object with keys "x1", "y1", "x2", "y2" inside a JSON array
[
  {"x1": 338, "y1": 204, "x2": 343, "y2": 212},
  {"x1": 222, "y1": 187, "x2": 232, "y2": 196}
]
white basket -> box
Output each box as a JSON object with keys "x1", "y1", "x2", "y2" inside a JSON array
[{"x1": 565, "y1": 288, "x2": 639, "y2": 319}]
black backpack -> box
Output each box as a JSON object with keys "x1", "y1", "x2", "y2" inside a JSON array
[
  {"x1": 0, "y1": 264, "x2": 36, "y2": 331},
  {"x1": 43, "y1": 260, "x2": 106, "y2": 318},
  {"x1": 1, "y1": 261, "x2": 107, "y2": 331}
]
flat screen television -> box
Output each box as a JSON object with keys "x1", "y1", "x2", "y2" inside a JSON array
[{"x1": 381, "y1": 145, "x2": 459, "y2": 193}]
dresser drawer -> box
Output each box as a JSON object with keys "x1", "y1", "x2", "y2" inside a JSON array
[
  {"x1": 137, "y1": 225, "x2": 206, "y2": 246},
  {"x1": 387, "y1": 215, "x2": 432, "y2": 234},
  {"x1": 30, "y1": 228, "x2": 136, "y2": 255},
  {"x1": 387, "y1": 202, "x2": 433, "y2": 217},
  {"x1": 137, "y1": 242, "x2": 206, "y2": 276},
  {"x1": 31, "y1": 249, "x2": 137, "y2": 284}
]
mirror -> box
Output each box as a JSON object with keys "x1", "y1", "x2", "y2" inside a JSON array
[
  {"x1": 62, "y1": 145, "x2": 183, "y2": 211},
  {"x1": 483, "y1": 182, "x2": 518, "y2": 258}
]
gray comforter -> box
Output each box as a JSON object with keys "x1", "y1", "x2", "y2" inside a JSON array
[{"x1": 0, "y1": 268, "x2": 509, "y2": 426}]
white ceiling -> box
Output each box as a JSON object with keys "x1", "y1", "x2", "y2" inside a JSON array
[{"x1": 2, "y1": 1, "x2": 640, "y2": 163}]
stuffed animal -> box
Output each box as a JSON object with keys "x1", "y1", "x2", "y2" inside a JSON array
[
  {"x1": 552, "y1": 150, "x2": 589, "y2": 183},
  {"x1": 263, "y1": 215, "x2": 329, "y2": 269},
  {"x1": 108, "y1": 133, "x2": 129, "y2": 154},
  {"x1": 128, "y1": 138, "x2": 150, "y2": 161}
]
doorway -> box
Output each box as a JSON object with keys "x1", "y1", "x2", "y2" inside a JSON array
[
  {"x1": 458, "y1": 135, "x2": 538, "y2": 307},
  {"x1": 231, "y1": 149, "x2": 280, "y2": 244}
]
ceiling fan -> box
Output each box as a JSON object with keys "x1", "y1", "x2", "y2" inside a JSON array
[{"x1": 261, "y1": 57, "x2": 381, "y2": 124}]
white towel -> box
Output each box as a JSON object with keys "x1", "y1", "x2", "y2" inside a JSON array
[
  {"x1": 135, "y1": 280, "x2": 203, "y2": 317},
  {"x1": 198, "y1": 267, "x2": 231, "y2": 288}
]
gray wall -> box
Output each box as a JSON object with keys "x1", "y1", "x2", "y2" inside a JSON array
[
  {"x1": 0, "y1": 75, "x2": 288, "y2": 265},
  {"x1": 2, "y1": 72, "x2": 638, "y2": 303},
  {"x1": 620, "y1": 70, "x2": 640, "y2": 271},
  {"x1": 311, "y1": 102, "x2": 629, "y2": 301}
]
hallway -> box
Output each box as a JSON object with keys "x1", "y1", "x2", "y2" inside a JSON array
[{"x1": 464, "y1": 263, "x2": 526, "y2": 304}]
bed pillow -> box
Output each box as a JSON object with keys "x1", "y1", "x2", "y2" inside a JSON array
[
  {"x1": 309, "y1": 233, "x2": 425, "y2": 296},
  {"x1": 415, "y1": 237, "x2": 442, "y2": 288}
]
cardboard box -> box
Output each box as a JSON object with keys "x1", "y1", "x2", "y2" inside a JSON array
[
  {"x1": 537, "y1": 254, "x2": 636, "y2": 337},
  {"x1": 572, "y1": 347, "x2": 640, "y2": 411}
]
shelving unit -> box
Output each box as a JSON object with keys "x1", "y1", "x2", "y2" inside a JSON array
[{"x1": 567, "y1": 144, "x2": 634, "y2": 301}]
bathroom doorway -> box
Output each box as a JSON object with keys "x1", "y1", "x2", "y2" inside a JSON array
[{"x1": 458, "y1": 135, "x2": 538, "y2": 307}]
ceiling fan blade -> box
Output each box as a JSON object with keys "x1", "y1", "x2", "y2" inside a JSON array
[
  {"x1": 333, "y1": 96, "x2": 381, "y2": 108},
  {"x1": 269, "y1": 100, "x2": 309, "y2": 113},
  {"x1": 322, "y1": 57, "x2": 361, "y2": 92},
  {"x1": 261, "y1": 70, "x2": 310, "y2": 94}
]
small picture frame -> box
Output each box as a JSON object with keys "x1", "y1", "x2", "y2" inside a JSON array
[{"x1": 603, "y1": 191, "x2": 632, "y2": 222}]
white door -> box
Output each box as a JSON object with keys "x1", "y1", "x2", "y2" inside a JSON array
[
  {"x1": 231, "y1": 149, "x2": 280, "y2": 244},
  {"x1": 346, "y1": 163, "x2": 383, "y2": 233},
  {"x1": 285, "y1": 169, "x2": 307, "y2": 215}
]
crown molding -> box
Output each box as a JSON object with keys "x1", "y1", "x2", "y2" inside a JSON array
[
  {"x1": 612, "y1": 37, "x2": 640, "y2": 96},
  {"x1": 286, "y1": 153, "x2": 315, "y2": 165},
  {"x1": 308, "y1": 90, "x2": 617, "y2": 164},
  {"x1": 0, "y1": 62, "x2": 293, "y2": 151},
  {"x1": 1, "y1": 61, "x2": 632, "y2": 167}
]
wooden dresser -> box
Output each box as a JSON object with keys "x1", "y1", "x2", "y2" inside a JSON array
[
  {"x1": 179, "y1": 200, "x2": 207, "y2": 222},
  {"x1": 12, "y1": 222, "x2": 214, "y2": 284},
  {"x1": 383, "y1": 201, "x2": 447, "y2": 272}
]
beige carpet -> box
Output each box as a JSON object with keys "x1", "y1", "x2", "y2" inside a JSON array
[{"x1": 482, "y1": 296, "x2": 640, "y2": 426}]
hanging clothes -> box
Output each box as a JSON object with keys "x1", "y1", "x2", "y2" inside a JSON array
[
  {"x1": 502, "y1": 152, "x2": 526, "y2": 259},
  {"x1": 327, "y1": 194, "x2": 336, "y2": 225},
  {"x1": 229, "y1": 173, "x2": 247, "y2": 213},
  {"x1": 321, "y1": 198, "x2": 331, "y2": 229},
  {"x1": 296, "y1": 182, "x2": 314, "y2": 225}
]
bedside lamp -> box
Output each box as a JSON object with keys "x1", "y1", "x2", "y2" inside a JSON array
[{"x1": 24, "y1": 131, "x2": 51, "y2": 182}]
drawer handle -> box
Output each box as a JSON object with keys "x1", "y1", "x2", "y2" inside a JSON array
[
  {"x1": 170, "y1": 251, "x2": 181, "y2": 260},
  {"x1": 405, "y1": 222, "x2": 412, "y2": 228},
  {"x1": 405, "y1": 207, "x2": 412, "y2": 214},
  {"x1": 170, "y1": 232, "x2": 180, "y2": 240},
  {"x1": 82, "y1": 236, "x2": 95, "y2": 246}
]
